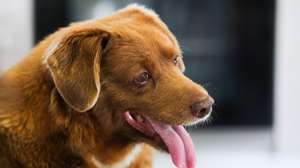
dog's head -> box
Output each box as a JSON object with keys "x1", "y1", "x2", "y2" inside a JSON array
[{"x1": 45, "y1": 5, "x2": 214, "y2": 168}]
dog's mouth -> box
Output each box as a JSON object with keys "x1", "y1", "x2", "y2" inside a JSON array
[{"x1": 123, "y1": 111, "x2": 196, "y2": 168}]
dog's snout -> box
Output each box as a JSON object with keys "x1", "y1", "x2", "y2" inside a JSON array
[{"x1": 190, "y1": 97, "x2": 214, "y2": 118}]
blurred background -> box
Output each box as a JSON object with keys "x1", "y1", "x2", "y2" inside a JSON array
[{"x1": 0, "y1": 0, "x2": 299, "y2": 167}]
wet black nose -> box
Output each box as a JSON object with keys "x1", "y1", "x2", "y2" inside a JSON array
[{"x1": 190, "y1": 97, "x2": 214, "y2": 118}]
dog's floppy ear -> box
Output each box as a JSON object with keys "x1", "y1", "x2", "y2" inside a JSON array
[{"x1": 46, "y1": 29, "x2": 110, "y2": 112}]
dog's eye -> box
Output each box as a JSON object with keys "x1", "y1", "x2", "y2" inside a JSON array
[
  {"x1": 173, "y1": 56, "x2": 179, "y2": 66},
  {"x1": 134, "y1": 71, "x2": 151, "y2": 87}
]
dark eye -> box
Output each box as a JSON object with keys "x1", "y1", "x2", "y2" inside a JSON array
[
  {"x1": 134, "y1": 71, "x2": 151, "y2": 87},
  {"x1": 173, "y1": 56, "x2": 179, "y2": 65}
]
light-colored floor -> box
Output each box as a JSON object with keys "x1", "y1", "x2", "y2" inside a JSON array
[{"x1": 153, "y1": 128, "x2": 300, "y2": 168}]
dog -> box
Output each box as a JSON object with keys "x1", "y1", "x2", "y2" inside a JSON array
[{"x1": 0, "y1": 4, "x2": 214, "y2": 168}]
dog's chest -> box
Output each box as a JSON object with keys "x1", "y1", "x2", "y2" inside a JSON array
[{"x1": 91, "y1": 145, "x2": 142, "y2": 168}]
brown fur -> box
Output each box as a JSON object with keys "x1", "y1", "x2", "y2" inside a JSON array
[{"x1": 0, "y1": 5, "x2": 209, "y2": 168}]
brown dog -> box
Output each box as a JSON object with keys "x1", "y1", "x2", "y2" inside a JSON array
[{"x1": 0, "y1": 4, "x2": 214, "y2": 168}]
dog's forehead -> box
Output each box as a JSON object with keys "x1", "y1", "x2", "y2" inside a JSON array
[{"x1": 111, "y1": 5, "x2": 181, "y2": 56}]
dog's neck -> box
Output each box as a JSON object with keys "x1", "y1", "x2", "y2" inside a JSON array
[
  {"x1": 65, "y1": 110, "x2": 139, "y2": 166},
  {"x1": 0, "y1": 53, "x2": 140, "y2": 167}
]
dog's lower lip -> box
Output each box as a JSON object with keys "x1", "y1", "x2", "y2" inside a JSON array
[
  {"x1": 123, "y1": 111, "x2": 157, "y2": 137},
  {"x1": 123, "y1": 111, "x2": 167, "y2": 149}
]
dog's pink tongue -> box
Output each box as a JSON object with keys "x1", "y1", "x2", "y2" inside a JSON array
[
  {"x1": 173, "y1": 126, "x2": 196, "y2": 168},
  {"x1": 148, "y1": 119, "x2": 196, "y2": 168}
]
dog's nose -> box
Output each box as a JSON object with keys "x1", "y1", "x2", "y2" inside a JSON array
[{"x1": 190, "y1": 97, "x2": 214, "y2": 118}]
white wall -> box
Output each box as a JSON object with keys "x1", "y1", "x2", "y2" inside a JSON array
[
  {"x1": 274, "y1": 0, "x2": 300, "y2": 154},
  {"x1": 0, "y1": 0, "x2": 33, "y2": 71}
]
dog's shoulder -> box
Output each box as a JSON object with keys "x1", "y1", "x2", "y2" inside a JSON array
[{"x1": 0, "y1": 77, "x2": 25, "y2": 136}]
